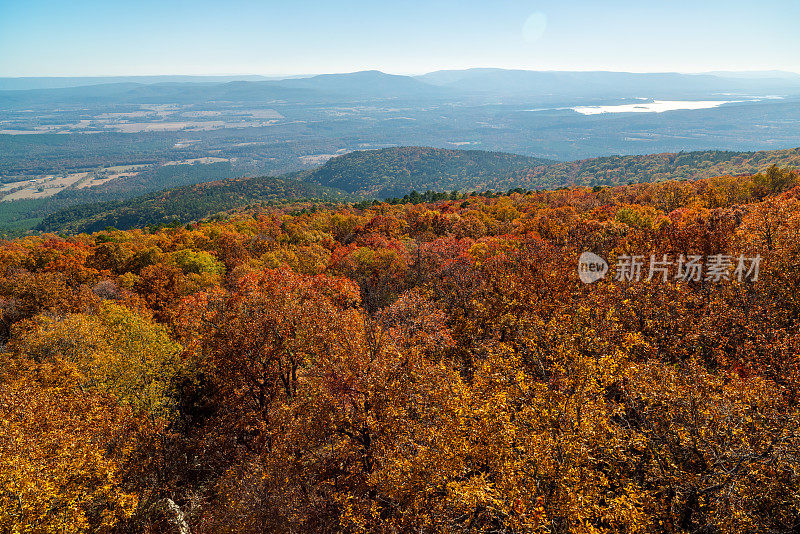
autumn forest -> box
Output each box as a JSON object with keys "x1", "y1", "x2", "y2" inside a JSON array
[{"x1": 0, "y1": 164, "x2": 798, "y2": 533}]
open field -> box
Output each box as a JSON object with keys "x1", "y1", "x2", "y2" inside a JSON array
[
  {"x1": 164, "y1": 157, "x2": 230, "y2": 165},
  {"x1": 2, "y1": 172, "x2": 89, "y2": 200},
  {"x1": 102, "y1": 164, "x2": 149, "y2": 172},
  {"x1": 298, "y1": 154, "x2": 340, "y2": 165}
]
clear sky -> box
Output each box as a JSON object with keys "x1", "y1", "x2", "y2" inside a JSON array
[{"x1": 1, "y1": 0, "x2": 798, "y2": 77}]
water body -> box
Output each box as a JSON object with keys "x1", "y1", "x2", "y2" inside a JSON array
[
  {"x1": 572, "y1": 100, "x2": 741, "y2": 115},
  {"x1": 522, "y1": 96, "x2": 784, "y2": 115}
]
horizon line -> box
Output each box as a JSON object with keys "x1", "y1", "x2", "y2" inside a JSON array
[{"x1": 2, "y1": 68, "x2": 800, "y2": 79}]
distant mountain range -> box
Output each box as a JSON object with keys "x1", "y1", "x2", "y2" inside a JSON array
[
  {"x1": 35, "y1": 145, "x2": 800, "y2": 234},
  {"x1": 3, "y1": 68, "x2": 800, "y2": 91},
  {"x1": 416, "y1": 69, "x2": 800, "y2": 98},
  {"x1": 0, "y1": 75, "x2": 284, "y2": 91},
  {"x1": 705, "y1": 70, "x2": 800, "y2": 80},
  {"x1": 3, "y1": 69, "x2": 800, "y2": 107}
]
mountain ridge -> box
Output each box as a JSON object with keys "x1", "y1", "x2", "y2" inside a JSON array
[
  {"x1": 32, "y1": 145, "x2": 800, "y2": 234},
  {"x1": 4, "y1": 68, "x2": 800, "y2": 107}
]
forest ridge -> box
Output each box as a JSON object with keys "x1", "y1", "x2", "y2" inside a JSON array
[{"x1": 21, "y1": 145, "x2": 800, "y2": 236}]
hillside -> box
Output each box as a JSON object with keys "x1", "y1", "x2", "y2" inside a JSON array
[
  {"x1": 303, "y1": 146, "x2": 800, "y2": 196},
  {"x1": 31, "y1": 146, "x2": 800, "y2": 234},
  {"x1": 34, "y1": 146, "x2": 551, "y2": 232},
  {"x1": 492, "y1": 146, "x2": 800, "y2": 191},
  {"x1": 303, "y1": 146, "x2": 553, "y2": 197},
  {"x1": 36, "y1": 175, "x2": 348, "y2": 234},
  {"x1": 468, "y1": 148, "x2": 800, "y2": 191}
]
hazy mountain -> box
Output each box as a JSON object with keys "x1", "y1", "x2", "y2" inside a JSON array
[
  {"x1": 0, "y1": 80, "x2": 333, "y2": 107},
  {"x1": 5, "y1": 69, "x2": 800, "y2": 109},
  {"x1": 706, "y1": 70, "x2": 800, "y2": 80},
  {"x1": 273, "y1": 70, "x2": 446, "y2": 99},
  {"x1": 0, "y1": 75, "x2": 283, "y2": 91},
  {"x1": 0, "y1": 71, "x2": 443, "y2": 107},
  {"x1": 416, "y1": 68, "x2": 800, "y2": 99},
  {"x1": 4, "y1": 69, "x2": 800, "y2": 104}
]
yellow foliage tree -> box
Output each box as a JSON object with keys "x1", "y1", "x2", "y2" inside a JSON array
[{"x1": 0, "y1": 302, "x2": 184, "y2": 533}]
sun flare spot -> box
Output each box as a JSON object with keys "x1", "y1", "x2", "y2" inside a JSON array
[{"x1": 523, "y1": 12, "x2": 547, "y2": 43}]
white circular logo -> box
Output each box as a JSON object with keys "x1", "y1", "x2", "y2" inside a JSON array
[{"x1": 578, "y1": 252, "x2": 608, "y2": 284}]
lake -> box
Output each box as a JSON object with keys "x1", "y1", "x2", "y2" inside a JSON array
[{"x1": 571, "y1": 100, "x2": 739, "y2": 115}]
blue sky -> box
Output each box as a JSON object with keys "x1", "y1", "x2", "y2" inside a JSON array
[{"x1": 1, "y1": 0, "x2": 798, "y2": 76}]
